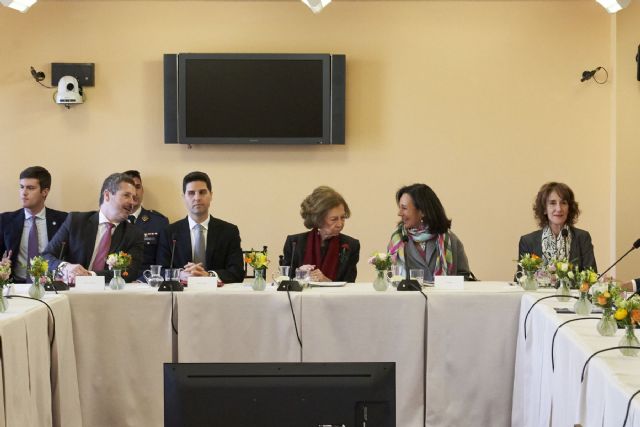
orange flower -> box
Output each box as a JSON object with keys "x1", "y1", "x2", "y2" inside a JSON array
[
  {"x1": 122, "y1": 271, "x2": 128, "y2": 277},
  {"x1": 579, "y1": 282, "x2": 590, "y2": 293},
  {"x1": 531, "y1": 254, "x2": 540, "y2": 259},
  {"x1": 631, "y1": 309, "x2": 640, "y2": 324},
  {"x1": 597, "y1": 295, "x2": 608, "y2": 306}
]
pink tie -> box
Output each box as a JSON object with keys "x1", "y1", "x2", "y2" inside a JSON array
[{"x1": 91, "y1": 223, "x2": 114, "y2": 271}]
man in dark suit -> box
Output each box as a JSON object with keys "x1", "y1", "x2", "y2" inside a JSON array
[
  {"x1": 43, "y1": 173, "x2": 144, "y2": 283},
  {"x1": 0, "y1": 166, "x2": 67, "y2": 282},
  {"x1": 123, "y1": 170, "x2": 169, "y2": 280},
  {"x1": 156, "y1": 171, "x2": 244, "y2": 284}
]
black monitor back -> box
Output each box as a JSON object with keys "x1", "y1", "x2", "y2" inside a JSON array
[{"x1": 164, "y1": 362, "x2": 395, "y2": 427}]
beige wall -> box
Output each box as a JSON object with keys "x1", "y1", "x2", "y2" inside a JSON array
[
  {"x1": 616, "y1": 1, "x2": 640, "y2": 281},
  {"x1": 0, "y1": 0, "x2": 615, "y2": 281}
]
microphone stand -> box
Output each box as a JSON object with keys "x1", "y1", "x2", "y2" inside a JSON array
[
  {"x1": 159, "y1": 238, "x2": 183, "y2": 292},
  {"x1": 278, "y1": 240, "x2": 302, "y2": 292},
  {"x1": 46, "y1": 241, "x2": 69, "y2": 292}
]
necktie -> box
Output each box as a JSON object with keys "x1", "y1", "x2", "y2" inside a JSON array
[
  {"x1": 26, "y1": 216, "x2": 39, "y2": 283},
  {"x1": 193, "y1": 223, "x2": 206, "y2": 267},
  {"x1": 91, "y1": 223, "x2": 114, "y2": 271},
  {"x1": 128, "y1": 215, "x2": 136, "y2": 224}
]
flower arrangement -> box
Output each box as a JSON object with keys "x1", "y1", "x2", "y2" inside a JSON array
[
  {"x1": 552, "y1": 259, "x2": 574, "y2": 281},
  {"x1": 244, "y1": 250, "x2": 269, "y2": 270},
  {"x1": 368, "y1": 252, "x2": 392, "y2": 271},
  {"x1": 576, "y1": 268, "x2": 598, "y2": 294},
  {"x1": 106, "y1": 252, "x2": 132, "y2": 277},
  {"x1": 614, "y1": 294, "x2": 640, "y2": 328},
  {"x1": 0, "y1": 257, "x2": 11, "y2": 287},
  {"x1": 518, "y1": 253, "x2": 543, "y2": 274},
  {"x1": 591, "y1": 281, "x2": 621, "y2": 311},
  {"x1": 27, "y1": 256, "x2": 50, "y2": 285}
]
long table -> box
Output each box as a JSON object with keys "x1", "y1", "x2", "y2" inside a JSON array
[
  {"x1": 512, "y1": 291, "x2": 640, "y2": 427},
  {"x1": 14, "y1": 281, "x2": 640, "y2": 427}
]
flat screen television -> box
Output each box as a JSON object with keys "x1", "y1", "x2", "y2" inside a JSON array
[
  {"x1": 164, "y1": 362, "x2": 395, "y2": 427},
  {"x1": 163, "y1": 53, "x2": 346, "y2": 145}
]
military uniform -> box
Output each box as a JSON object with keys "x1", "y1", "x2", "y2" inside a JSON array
[{"x1": 130, "y1": 207, "x2": 169, "y2": 280}]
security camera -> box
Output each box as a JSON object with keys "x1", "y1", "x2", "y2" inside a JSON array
[{"x1": 54, "y1": 75, "x2": 84, "y2": 106}]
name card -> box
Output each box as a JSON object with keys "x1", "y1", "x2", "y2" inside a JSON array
[
  {"x1": 434, "y1": 275, "x2": 464, "y2": 290},
  {"x1": 187, "y1": 276, "x2": 218, "y2": 290},
  {"x1": 75, "y1": 275, "x2": 106, "y2": 291}
]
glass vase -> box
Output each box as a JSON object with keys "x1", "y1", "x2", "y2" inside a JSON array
[
  {"x1": 619, "y1": 325, "x2": 640, "y2": 357},
  {"x1": 29, "y1": 277, "x2": 45, "y2": 299},
  {"x1": 573, "y1": 292, "x2": 592, "y2": 315},
  {"x1": 521, "y1": 271, "x2": 538, "y2": 291},
  {"x1": 252, "y1": 269, "x2": 267, "y2": 291},
  {"x1": 109, "y1": 269, "x2": 126, "y2": 290},
  {"x1": 0, "y1": 294, "x2": 9, "y2": 313},
  {"x1": 373, "y1": 270, "x2": 389, "y2": 291},
  {"x1": 556, "y1": 278, "x2": 571, "y2": 302},
  {"x1": 597, "y1": 308, "x2": 617, "y2": 336}
]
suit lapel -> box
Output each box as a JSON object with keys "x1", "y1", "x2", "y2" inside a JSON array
[
  {"x1": 179, "y1": 218, "x2": 192, "y2": 263},
  {"x1": 83, "y1": 213, "x2": 99, "y2": 266},
  {"x1": 8, "y1": 210, "x2": 25, "y2": 256},
  {"x1": 109, "y1": 222, "x2": 127, "y2": 253},
  {"x1": 296, "y1": 233, "x2": 308, "y2": 266},
  {"x1": 205, "y1": 215, "x2": 216, "y2": 270},
  {"x1": 335, "y1": 235, "x2": 349, "y2": 280}
]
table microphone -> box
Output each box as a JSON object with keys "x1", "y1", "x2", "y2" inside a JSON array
[
  {"x1": 278, "y1": 240, "x2": 302, "y2": 292},
  {"x1": 398, "y1": 234, "x2": 421, "y2": 291},
  {"x1": 597, "y1": 238, "x2": 640, "y2": 280},
  {"x1": 47, "y1": 241, "x2": 69, "y2": 292},
  {"x1": 159, "y1": 238, "x2": 182, "y2": 292}
]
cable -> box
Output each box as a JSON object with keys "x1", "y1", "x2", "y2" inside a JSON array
[
  {"x1": 523, "y1": 294, "x2": 578, "y2": 340},
  {"x1": 550, "y1": 317, "x2": 598, "y2": 371},
  {"x1": 418, "y1": 288, "x2": 428, "y2": 427},
  {"x1": 593, "y1": 67, "x2": 609, "y2": 84},
  {"x1": 622, "y1": 389, "x2": 640, "y2": 427},
  {"x1": 581, "y1": 346, "x2": 640, "y2": 383},
  {"x1": 170, "y1": 290, "x2": 177, "y2": 335},
  {"x1": 286, "y1": 286, "x2": 302, "y2": 354},
  {"x1": 6, "y1": 295, "x2": 56, "y2": 349}
]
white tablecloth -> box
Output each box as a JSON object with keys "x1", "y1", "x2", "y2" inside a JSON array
[
  {"x1": 66, "y1": 286, "x2": 174, "y2": 427},
  {"x1": 512, "y1": 292, "x2": 640, "y2": 427}
]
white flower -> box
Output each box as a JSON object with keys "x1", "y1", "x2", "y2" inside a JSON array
[
  {"x1": 567, "y1": 271, "x2": 574, "y2": 279},
  {"x1": 560, "y1": 262, "x2": 569, "y2": 272}
]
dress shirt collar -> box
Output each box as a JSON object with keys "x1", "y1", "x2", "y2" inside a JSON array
[
  {"x1": 24, "y1": 207, "x2": 46, "y2": 220},
  {"x1": 188, "y1": 214, "x2": 210, "y2": 231},
  {"x1": 98, "y1": 210, "x2": 121, "y2": 227},
  {"x1": 130, "y1": 207, "x2": 142, "y2": 221}
]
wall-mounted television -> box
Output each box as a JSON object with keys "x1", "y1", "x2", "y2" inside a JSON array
[
  {"x1": 164, "y1": 362, "x2": 395, "y2": 427},
  {"x1": 164, "y1": 53, "x2": 345, "y2": 145}
]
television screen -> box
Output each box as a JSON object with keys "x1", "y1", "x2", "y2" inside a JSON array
[
  {"x1": 164, "y1": 362, "x2": 395, "y2": 427},
  {"x1": 166, "y1": 53, "x2": 345, "y2": 145}
]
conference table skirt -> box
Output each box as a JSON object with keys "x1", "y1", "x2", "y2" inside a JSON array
[{"x1": 3, "y1": 281, "x2": 524, "y2": 427}]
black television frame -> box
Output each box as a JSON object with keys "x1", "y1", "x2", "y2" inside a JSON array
[
  {"x1": 165, "y1": 53, "x2": 345, "y2": 145},
  {"x1": 164, "y1": 362, "x2": 395, "y2": 427}
]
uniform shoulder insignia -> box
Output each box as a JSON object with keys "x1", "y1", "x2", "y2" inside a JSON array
[{"x1": 141, "y1": 215, "x2": 150, "y2": 222}]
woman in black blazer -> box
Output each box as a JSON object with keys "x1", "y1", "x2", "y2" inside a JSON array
[
  {"x1": 282, "y1": 186, "x2": 360, "y2": 283},
  {"x1": 518, "y1": 182, "x2": 596, "y2": 271}
]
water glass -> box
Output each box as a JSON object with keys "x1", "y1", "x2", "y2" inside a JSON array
[
  {"x1": 409, "y1": 269, "x2": 425, "y2": 286},
  {"x1": 164, "y1": 268, "x2": 182, "y2": 282},
  {"x1": 389, "y1": 264, "x2": 404, "y2": 287},
  {"x1": 272, "y1": 266, "x2": 291, "y2": 285},
  {"x1": 295, "y1": 268, "x2": 310, "y2": 287}
]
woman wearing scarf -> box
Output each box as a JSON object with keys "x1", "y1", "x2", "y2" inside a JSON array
[
  {"x1": 518, "y1": 182, "x2": 597, "y2": 272},
  {"x1": 282, "y1": 186, "x2": 360, "y2": 282},
  {"x1": 387, "y1": 183, "x2": 470, "y2": 282}
]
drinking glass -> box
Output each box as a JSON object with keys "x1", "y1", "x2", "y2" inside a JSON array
[
  {"x1": 164, "y1": 268, "x2": 182, "y2": 282},
  {"x1": 295, "y1": 268, "x2": 310, "y2": 287},
  {"x1": 389, "y1": 264, "x2": 404, "y2": 288},
  {"x1": 272, "y1": 266, "x2": 291, "y2": 285},
  {"x1": 409, "y1": 269, "x2": 425, "y2": 286}
]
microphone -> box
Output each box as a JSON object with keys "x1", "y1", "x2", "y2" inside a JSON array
[
  {"x1": 398, "y1": 234, "x2": 421, "y2": 291},
  {"x1": 159, "y1": 236, "x2": 183, "y2": 292},
  {"x1": 561, "y1": 228, "x2": 569, "y2": 260},
  {"x1": 597, "y1": 238, "x2": 640, "y2": 280},
  {"x1": 278, "y1": 240, "x2": 302, "y2": 292},
  {"x1": 47, "y1": 242, "x2": 69, "y2": 292}
]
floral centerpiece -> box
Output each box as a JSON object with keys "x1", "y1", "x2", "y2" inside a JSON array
[
  {"x1": 244, "y1": 250, "x2": 269, "y2": 291},
  {"x1": 613, "y1": 294, "x2": 640, "y2": 356},
  {"x1": 26, "y1": 256, "x2": 50, "y2": 299},
  {"x1": 106, "y1": 251, "x2": 132, "y2": 290},
  {"x1": 592, "y1": 280, "x2": 622, "y2": 336},
  {"x1": 573, "y1": 268, "x2": 597, "y2": 315},
  {"x1": 0, "y1": 257, "x2": 12, "y2": 312},
  {"x1": 369, "y1": 252, "x2": 392, "y2": 291},
  {"x1": 517, "y1": 253, "x2": 543, "y2": 291},
  {"x1": 551, "y1": 258, "x2": 574, "y2": 301}
]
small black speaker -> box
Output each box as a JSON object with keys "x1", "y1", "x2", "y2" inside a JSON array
[
  {"x1": 164, "y1": 54, "x2": 178, "y2": 144},
  {"x1": 331, "y1": 54, "x2": 346, "y2": 145}
]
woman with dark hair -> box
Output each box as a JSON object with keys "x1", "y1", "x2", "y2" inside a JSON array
[
  {"x1": 387, "y1": 183, "x2": 470, "y2": 282},
  {"x1": 518, "y1": 182, "x2": 596, "y2": 270},
  {"x1": 282, "y1": 186, "x2": 360, "y2": 282}
]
